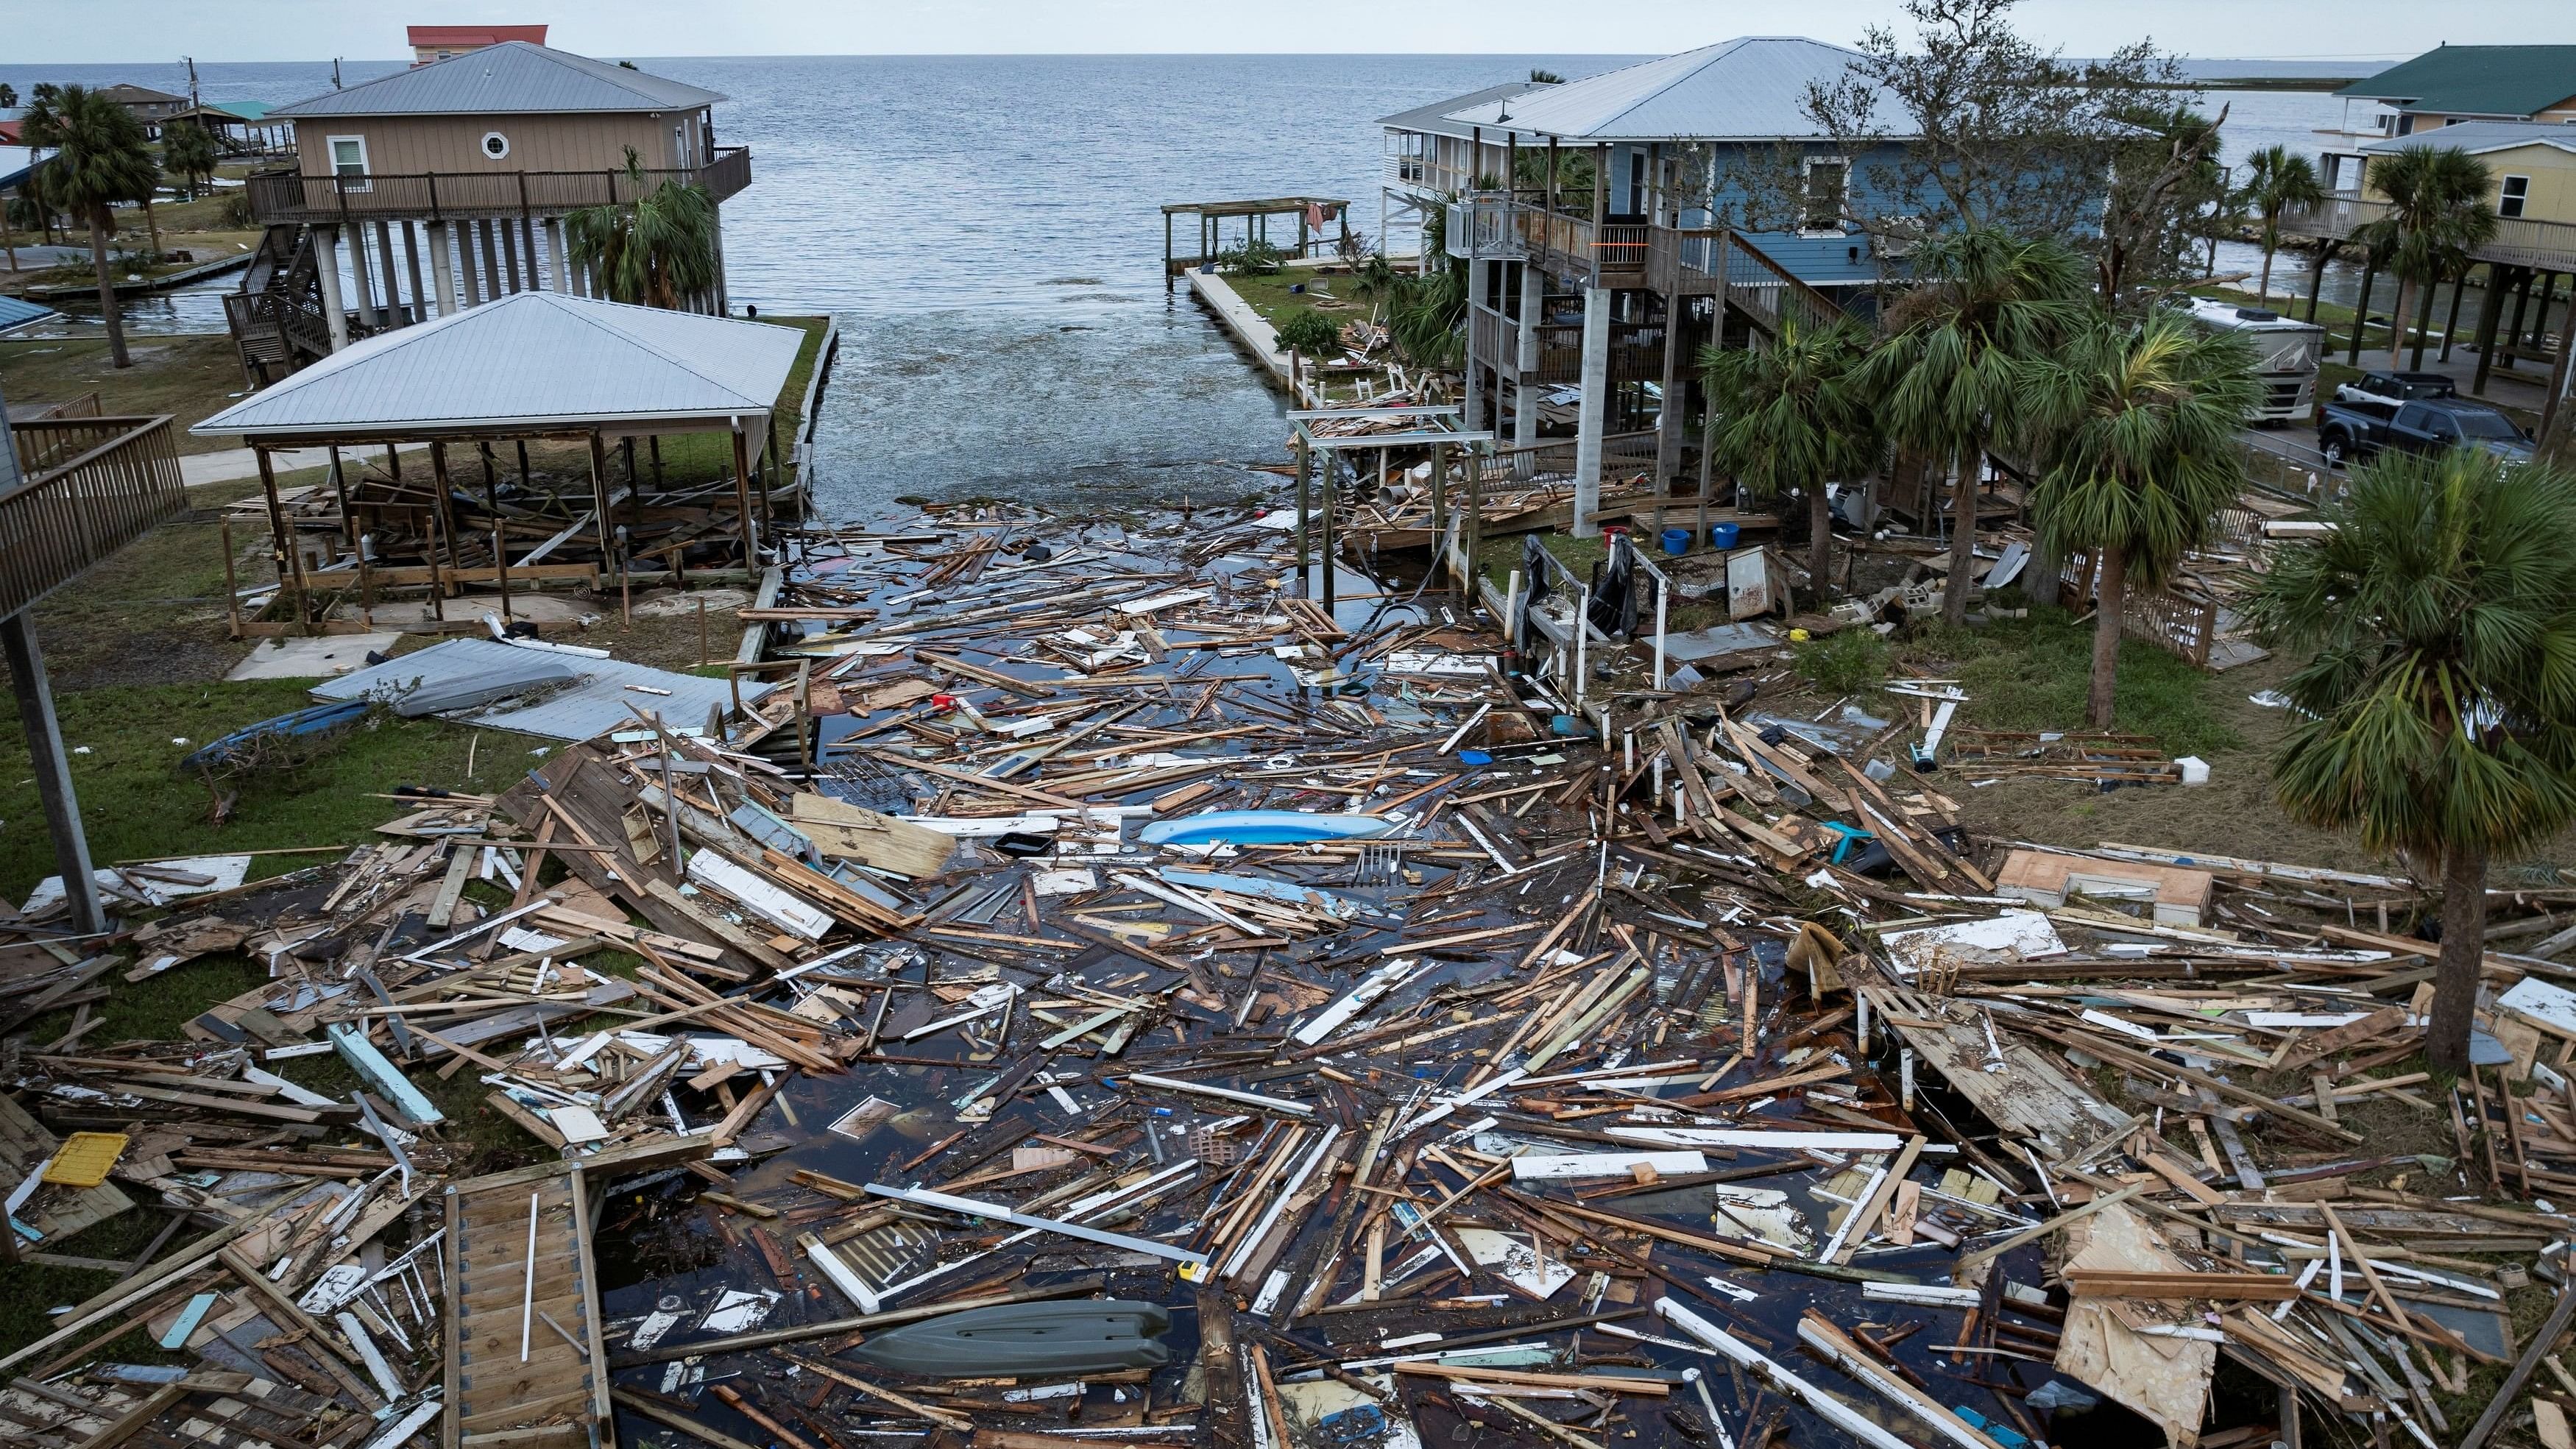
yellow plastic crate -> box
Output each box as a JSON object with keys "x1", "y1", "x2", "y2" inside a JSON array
[{"x1": 42, "y1": 1132, "x2": 130, "y2": 1189}]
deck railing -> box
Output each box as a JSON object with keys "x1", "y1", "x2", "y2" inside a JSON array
[
  {"x1": 2282, "y1": 196, "x2": 2576, "y2": 272},
  {"x1": 247, "y1": 147, "x2": 752, "y2": 224},
  {"x1": 1446, "y1": 199, "x2": 1841, "y2": 337},
  {"x1": 0, "y1": 414, "x2": 188, "y2": 620}
]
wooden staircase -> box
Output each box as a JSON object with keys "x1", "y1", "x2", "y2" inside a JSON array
[
  {"x1": 442, "y1": 1162, "x2": 614, "y2": 1449},
  {"x1": 222, "y1": 224, "x2": 336, "y2": 389}
]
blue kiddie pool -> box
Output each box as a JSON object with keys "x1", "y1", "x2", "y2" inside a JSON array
[{"x1": 1138, "y1": 809, "x2": 1398, "y2": 847}]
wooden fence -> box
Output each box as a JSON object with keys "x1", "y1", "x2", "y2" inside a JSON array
[{"x1": 0, "y1": 414, "x2": 188, "y2": 620}]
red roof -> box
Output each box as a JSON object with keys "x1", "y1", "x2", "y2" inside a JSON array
[
  {"x1": 0, "y1": 120, "x2": 20, "y2": 144},
  {"x1": 406, "y1": 24, "x2": 550, "y2": 48}
]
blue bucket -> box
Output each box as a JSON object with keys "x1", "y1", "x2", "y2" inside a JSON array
[
  {"x1": 1660, "y1": 527, "x2": 1691, "y2": 555},
  {"x1": 1709, "y1": 522, "x2": 1741, "y2": 550}
]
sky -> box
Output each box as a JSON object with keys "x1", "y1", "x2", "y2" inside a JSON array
[{"x1": 9, "y1": 0, "x2": 2564, "y2": 64}]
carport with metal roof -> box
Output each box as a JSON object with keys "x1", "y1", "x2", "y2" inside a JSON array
[{"x1": 193, "y1": 290, "x2": 802, "y2": 632}]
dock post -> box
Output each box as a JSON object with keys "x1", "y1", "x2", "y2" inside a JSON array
[
  {"x1": 1573, "y1": 286, "x2": 1610, "y2": 537},
  {"x1": 1514, "y1": 261, "x2": 1542, "y2": 468},
  {"x1": 1463, "y1": 445, "x2": 1483, "y2": 599},
  {"x1": 1321, "y1": 456, "x2": 1338, "y2": 616},
  {"x1": 730, "y1": 422, "x2": 760, "y2": 567},
  {"x1": 1294, "y1": 434, "x2": 1312, "y2": 592},
  {"x1": 315, "y1": 227, "x2": 351, "y2": 352},
  {"x1": 1164, "y1": 210, "x2": 1173, "y2": 289}
]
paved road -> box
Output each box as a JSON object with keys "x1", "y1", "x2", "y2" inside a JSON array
[{"x1": 183, "y1": 441, "x2": 430, "y2": 487}]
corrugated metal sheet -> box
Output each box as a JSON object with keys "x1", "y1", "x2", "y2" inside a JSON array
[
  {"x1": 272, "y1": 42, "x2": 725, "y2": 118},
  {"x1": 2362, "y1": 120, "x2": 2576, "y2": 157},
  {"x1": 1437, "y1": 38, "x2": 1909, "y2": 143},
  {"x1": 314, "y1": 636, "x2": 769, "y2": 742},
  {"x1": 1376, "y1": 80, "x2": 1555, "y2": 141},
  {"x1": 0, "y1": 294, "x2": 60, "y2": 336},
  {"x1": 191, "y1": 292, "x2": 804, "y2": 440}
]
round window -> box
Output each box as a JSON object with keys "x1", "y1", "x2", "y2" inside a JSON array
[{"x1": 481, "y1": 131, "x2": 510, "y2": 160}]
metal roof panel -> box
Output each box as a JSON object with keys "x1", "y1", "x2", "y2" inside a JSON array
[
  {"x1": 314, "y1": 636, "x2": 768, "y2": 742},
  {"x1": 273, "y1": 42, "x2": 725, "y2": 118},
  {"x1": 191, "y1": 293, "x2": 804, "y2": 440},
  {"x1": 1435, "y1": 37, "x2": 1908, "y2": 143}
]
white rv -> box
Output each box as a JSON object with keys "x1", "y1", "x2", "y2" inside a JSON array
[{"x1": 2184, "y1": 297, "x2": 2327, "y2": 425}]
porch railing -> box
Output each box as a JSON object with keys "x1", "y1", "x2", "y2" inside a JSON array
[
  {"x1": 247, "y1": 146, "x2": 753, "y2": 224},
  {"x1": 0, "y1": 414, "x2": 188, "y2": 620},
  {"x1": 2282, "y1": 196, "x2": 2576, "y2": 273}
]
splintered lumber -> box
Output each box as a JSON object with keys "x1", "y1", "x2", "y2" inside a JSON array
[
  {"x1": 2458, "y1": 1285, "x2": 2576, "y2": 1449},
  {"x1": 788, "y1": 792, "x2": 955, "y2": 877},
  {"x1": 1655, "y1": 1298, "x2": 1913, "y2": 1449},
  {"x1": 1955, "y1": 1183, "x2": 2145, "y2": 1272},
  {"x1": 2061, "y1": 1269, "x2": 2299, "y2": 1301},
  {"x1": 2028, "y1": 1021, "x2": 2363, "y2": 1144},
  {"x1": 1393, "y1": 1363, "x2": 1671, "y2": 1396},
  {"x1": 1795, "y1": 1312, "x2": 2011, "y2": 1449}
]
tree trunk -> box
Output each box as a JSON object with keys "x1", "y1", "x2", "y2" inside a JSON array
[
  {"x1": 2385, "y1": 274, "x2": 2414, "y2": 372},
  {"x1": 87, "y1": 208, "x2": 130, "y2": 369},
  {"x1": 2257, "y1": 242, "x2": 2275, "y2": 306},
  {"x1": 142, "y1": 197, "x2": 161, "y2": 265},
  {"x1": 1809, "y1": 481, "x2": 1834, "y2": 595},
  {"x1": 2427, "y1": 843, "x2": 2488, "y2": 1077},
  {"x1": 2087, "y1": 547, "x2": 2125, "y2": 729},
  {"x1": 2409, "y1": 273, "x2": 2437, "y2": 371},
  {"x1": 1941, "y1": 442, "x2": 1978, "y2": 626}
]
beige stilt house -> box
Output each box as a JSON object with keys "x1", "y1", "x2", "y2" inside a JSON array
[{"x1": 224, "y1": 41, "x2": 751, "y2": 387}]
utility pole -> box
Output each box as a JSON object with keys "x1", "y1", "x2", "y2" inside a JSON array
[
  {"x1": 184, "y1": 56, "x2": 199, "y2": 109},
  {"x1": 332, "y1": 58, "x2": 343, "y2": 90}
]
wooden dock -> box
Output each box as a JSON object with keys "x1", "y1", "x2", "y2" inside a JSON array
[{"x1": 442, "y1": 1160, "x2": 615, "y2": 1449}]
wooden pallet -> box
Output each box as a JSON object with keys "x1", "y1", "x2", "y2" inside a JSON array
[{"x1": 443, "y1": 1161, "x2": 613, "y2": 1449}]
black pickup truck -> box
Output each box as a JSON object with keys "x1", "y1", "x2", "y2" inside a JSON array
[{"x1": 2316, "y1": 394, "x2": 2536, "y2": 469}]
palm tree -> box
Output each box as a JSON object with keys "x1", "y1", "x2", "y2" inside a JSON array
[
  {"x1": 1702, "y1": 314, "x2": 1878, "y2": 590},
  {"x1": 1862, "y1": 226, "x2": 2090, "y2": 625},
  {"x1": 2235, "y1": 145, "x2": 2325, "y2": 306},
  {"x1": 562, "y1": 149, "x2": 718, "y2": 311},
  {"x1": 162, "y1": 124, "x2": 221, "y2": 202},
  {"x1": 21, "y1": 85, "x2": 160, "y2": 369},
  {"x1": 0, "y1": 85, "x2": 17, "y2": 109},
  {"x1": 2352, "y1": 146, "x2": 2496, "y2": 372},
  {"x1": 2248, "y1": 450, "x2": 2576, "y2": 1074},
  {"x1": 2026, "y1": 312, "x2": 2257, "y2": 726}
]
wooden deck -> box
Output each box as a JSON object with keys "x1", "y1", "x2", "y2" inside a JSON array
[{"x1": 443, "y1": 1161, "x2": 614, "y2": 1449}]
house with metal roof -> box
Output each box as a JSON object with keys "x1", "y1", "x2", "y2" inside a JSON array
[
  {"x1": 2315, "y1": 44, "x2": 2576, "y2": 197},
  {"x1": 2335, "y1": 44, "x2": 2576, "y2": 130},
  {"x1": 1378, "y1": 39, "x2": 1945, "y2": 538},
  {"x1": 226, "y1": 40, "x2": 752, "y2": 391},
  {"x1": 1381, "y1": 39, "x2": 1911, "y2": 292},
  {"x1": 96, "y1": 82, "x2": 190, "y2": 138},
  {"x1": 2362, "y1": 122, "x2": 2576, "y2": 228}
]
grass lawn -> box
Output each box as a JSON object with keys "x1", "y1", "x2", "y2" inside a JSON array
[
  {"x1": 1, "y1": 333, "x2": 255, "y2": 452},
  {"x1": 1222, "y1": 265, "x2": 1374, "y2": 334}
]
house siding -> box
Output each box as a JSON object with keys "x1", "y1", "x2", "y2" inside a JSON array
[{"x1": 294, "y1": 108, "x2": 709, "y2": 180}]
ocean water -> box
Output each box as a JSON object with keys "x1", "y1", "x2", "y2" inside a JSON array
[{"x1": 5, "y1": 54, "x2": 2362, "y2": 513}]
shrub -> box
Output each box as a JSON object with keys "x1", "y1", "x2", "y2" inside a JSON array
[
  {"x1": 1794, "y1": 628, "x2": 1891, "y2": 696},
  {"x1": 1217, "y1": 238, "x2": 1286, "y2": 275},
  {"x1": 1274, "y1": 308, "x2": 1343, "y2": 358}
]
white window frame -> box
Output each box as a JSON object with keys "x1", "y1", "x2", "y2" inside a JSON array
[
  {"x1": 326, "y1": 135, "x2": 371, "y2": 193},
  {"x1": 480, "y1": 130, "x2": 511, "y2": 162},
  {"x1": 2500, "y1": 174, "x2": 2530, "y2": 219},
  {"x1": 1800, "y1": 156, "x2": 1850, "y2": 238}
]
